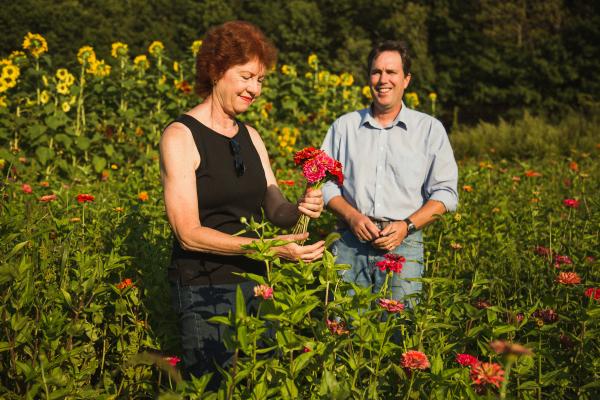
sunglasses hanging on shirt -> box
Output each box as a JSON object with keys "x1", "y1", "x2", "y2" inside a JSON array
[{"x1": 229, "y1": 137, "x2": 246, "y2": 176}]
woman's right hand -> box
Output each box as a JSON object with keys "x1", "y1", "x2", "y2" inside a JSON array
[{"x1": 273, "y1": 233, "x2": 325, "y2": 262}]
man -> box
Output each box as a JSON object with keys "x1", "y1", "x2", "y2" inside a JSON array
[{"x1": 321, "y1": 40, "x2": 458, "y2": 304}]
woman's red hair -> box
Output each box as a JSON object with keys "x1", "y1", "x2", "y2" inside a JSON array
[{"x1": 195, "y1": 21, "x2": 277, "y2": 98}]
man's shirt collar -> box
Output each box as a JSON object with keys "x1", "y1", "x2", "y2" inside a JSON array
[{"x1": 360, "y1": 102, "x2": 408, "y2": 131}]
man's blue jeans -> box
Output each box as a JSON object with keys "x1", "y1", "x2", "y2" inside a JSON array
[{"x1": 332, "y1": 228, "x2": 424, "y2": 305}]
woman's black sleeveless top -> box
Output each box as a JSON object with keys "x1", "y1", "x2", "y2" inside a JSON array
[{"x1": 167, "y1": 114, "x2": 267, "y2": 285}]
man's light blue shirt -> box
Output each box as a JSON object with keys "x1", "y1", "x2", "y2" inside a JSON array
[{"x1": 321, "y1": 103, "x2": 458, "y2": 220}]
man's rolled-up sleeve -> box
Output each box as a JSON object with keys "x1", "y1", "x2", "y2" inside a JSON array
[
  {"x1": 424, "y1": 122, "x2": 459, "y2": 212},
  {"x1": 321, "y1": 123, "x2": 343, "y2": 205}
]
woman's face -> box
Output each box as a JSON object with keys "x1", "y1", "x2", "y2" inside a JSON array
[{"x1": 213, "y1": 58, "x2": 265, "y2": 115}]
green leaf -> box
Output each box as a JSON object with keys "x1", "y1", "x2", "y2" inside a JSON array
[
  {"x1": 6, "y1": 241, "x2": 29, "y2": 260},
  {"x1": 35, "y1": 146, "x2": 55, "y2": 166},
  {"x1": 75, "y1": 136, "x2": 91, "y2": 150},
  {"x1": 207, "y1": 316, "x2": 232, "y2": 326},
  {"x1": 493, "y1": 325, "x2": 516, "y2": 335},
  {"x1": 235, "y1": 285, "x2": 246, "y2": 321},
  {"x1": 324, "y1": 232, "x2": 341, "y2": 248},
  {"x1": 92, "y1": 155, "x2": 107, "y2": 173},
  {"x1": 292, "y1": 350, "x2": 314, "y2": 375}
]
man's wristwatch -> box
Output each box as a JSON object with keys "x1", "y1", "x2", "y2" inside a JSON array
[{"x1": 403, "y1": 218, "x2": 417, "y2": 236}]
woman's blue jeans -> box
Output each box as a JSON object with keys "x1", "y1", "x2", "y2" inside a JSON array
[{"x1": 170, "y1": 279, "x2": 257, "y2": 390}]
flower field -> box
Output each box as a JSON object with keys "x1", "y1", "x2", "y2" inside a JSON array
[{"x1": 1, "y1": 34, "x2": 599, "y2": 399}]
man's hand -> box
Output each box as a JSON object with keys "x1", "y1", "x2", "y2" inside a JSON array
[
  {"x1": 371, "y1": 221, "x2": 407, "y2": 251},
  {"x1": 297, "y1": 187, "x2": 324, "y2": 219},
  {"x1": 348, "y1": 213, "x2": 380, "y2": 242}
]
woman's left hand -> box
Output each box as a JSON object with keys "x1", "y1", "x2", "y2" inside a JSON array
[{"x1": 297, "y1": 187, "x2": 324, "y2": 218}]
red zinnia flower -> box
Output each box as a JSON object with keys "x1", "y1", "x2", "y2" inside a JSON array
[
  {"x1": 116, "y1": 278, "x2": 134, "y2": 290},
  {"x1": 39, "y1": 194, "x2": 57, "y2": 202},
  {"x1": 556, "y1": 271, "x2": 581, "y2": 285},
  {"x1": 278, "y1": 179, "x2": 295, "y2": 186},
  {"x1": 293, "y1": 147, "x2": 321, "y2": 165},
  {"x1": 375, "y1": 253, "x2": 405, "y2": 273},
  {"x1": 568, "y1": 161, "x2": 579, "y2": 172},
  {"x1": 77, "y1": 193, "x2": 95, "y2": 203},
  {"x1": 525, "y1": 170, "x2": 542, "y2": 177},
  {"x1": 253, "y1": 284, "x2": 274, "y2": 300},
  {"x1": 562, "y1": 199, "x2": 580, "y2": 208},
  {"x1": 378, "y1": 298, "x2": 405, "y2": 313},
  {"x1": 401, "y1": 350, "x2": 430, "y2": 370},
  {"x1": 22, "y1": 184, "x2": 33, "y2": 194},
  {"x1": 470, "y1": 362, "x2": 504, "y2": 388},
  {"x1": 456, "y1": 353, "x2": 479, "y2": 367},
  {"x1": 533, "y1": 246, "x2": 552, "y2": 258},
  {"x1": 584, "y1": 288, "x2": 600, "y2": 300},
  {"x1": 165, "y1": 356, "x2": 181, "y2": 366}
]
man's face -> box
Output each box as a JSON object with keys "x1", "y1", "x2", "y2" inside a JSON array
[{"x1": 369, "y1": 51, "x2": 411, "y2": 113}]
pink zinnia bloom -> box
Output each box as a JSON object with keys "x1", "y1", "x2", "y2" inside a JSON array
[
  {"x1": 562, "y1": 199, "x2": 580, "y2": 208},
  {"x1": 22, "y1": 184, "x2": 33, "y2": 194},
  {"x1": 456, "y1": 353, "x2": 479, "y2": 367},
  {"x1": 303, "y1": 346, "x2": 311, "y2": 353},
  {"x1": 253, "y1": 284, "x2": 274, "y2": 300},
  {"x1": 556, "y1": 271, "x2": 581, "y2": 285},
  {"x1": 553, "y1": 254, "x2": 573, "y2": 268},
  {"x1": 39, "y1": 194, "x2": 57, "y2": 202},
  {"x1": 584, "y1": 288, "x2": 600, "y2": 300},
  {"x1": 376, "y1": 253, "x2": 405, "y2": 273},
  {"x1": 401, "y1": 350, "x2": 430, "y2": 370},
  {"x1": 378, "y1": 298, "x2": 405, "y2": 313},
  {"x1": 165, "y1": 356, "x2": 181, "y2": 366},
  {"x1": 77, "y1": 193, "x2": 95, "y2": 203},
  {"x1": 302, "y1": 157, "x2": 327, "y2": 183}
]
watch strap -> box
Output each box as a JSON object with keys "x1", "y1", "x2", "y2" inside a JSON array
[{"x1": 403, "y1": 218, "x2": 417, "y2": 235}]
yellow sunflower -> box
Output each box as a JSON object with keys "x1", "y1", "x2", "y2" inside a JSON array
[
  {"x1": 2, "y1": 64, "x2": 20, "y2": 80},
  {"x1": 340, "y1": 72, "x2": 354, "y2": 87},
  {"x1": 148, "y1": 41, "x2": 164, "y2": 57},
  {"x1": 0, "y1": 75, "x2": 17, "y2": 90},
  {"x1": 362, "y1": 86, "x2": 372, "y2": 99},
  {"x1": 77, "y1": 46, "x2": 96, "y2": 65},
  {"x1": 111, "y1": 42, "x2": 129, "y2": 58},
  {"x1": 405, "y1": 92, "x2": 419, "y2": 108},
  {"x1": 0, "y1": 96, "x2": 7, "y2": 107},
  {"x1": 40, "y1": 90, "x2": 50, "y2": 104},
  {"x1": 62, "y1": 102, "x2": 71, "y2": 113},
  {"x1": 56, "y1": 82, "x2": 70, "y2": 95},
  {"x1": 428, "y1": 92, "x2": 437, "y2": 102},
  {"x1": 64, "y1": 73, "x2": 75, "y2": 86},
  {"x1": 134, "y1": 55, "x2": 150, "y2": 70},
  {"x1": 89, "y1": 60, "x2": 111, "y2": 78},
  {"x1": 56, "y1": 68, "x2": 69, "y2": 80},
  {"x1": 173, "y1": 61, "x2": 179, "y2": 72},
  {"x1": 328, "y1": 74, "x2": 341, "y2": 86},
  {"x1": 22, "y1": 33, "x2": 48, "y2": 58},
  {"x1": 191, "y1": 40, "x2": 202, "y2": 56},
  {"x1": 308, "y1": 53, "x2": 318, "y2": 69}
]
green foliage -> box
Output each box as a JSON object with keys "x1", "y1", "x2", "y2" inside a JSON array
[
  {"x1": 449, "y1": 111, "x2": 600, "y2": 160},
  {"x1": 2, "y1": 1, "x2": 599, "y2": 123}
]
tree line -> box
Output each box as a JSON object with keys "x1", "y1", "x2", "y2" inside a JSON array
[{"x1": 2, "y1": 0, "x2": 599, "y2": 126}]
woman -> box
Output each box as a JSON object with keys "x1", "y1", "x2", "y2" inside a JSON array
[{"x1": 159, "y1": 21, "x2": 325, "y2": 385}]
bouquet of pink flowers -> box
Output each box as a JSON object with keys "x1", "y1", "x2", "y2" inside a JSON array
[{"x1": 292, "y1": 147, "x2": 343, "y2": 240}]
